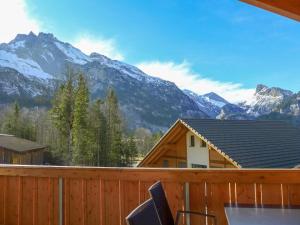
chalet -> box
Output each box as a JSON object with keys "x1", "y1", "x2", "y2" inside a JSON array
[
  {"x1": 0, "y1": 134, "x2": 45, "y2": 165},
  {"x1": 138, "y1": 119, "x2": 300, "y2": 168}
]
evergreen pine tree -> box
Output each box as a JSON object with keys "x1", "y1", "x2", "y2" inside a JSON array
[
  {"x1": 89, "y1": 100, "x2": 108, "y2": 166},
  {"x1": 128, "y1": 135, "x2": 138, "y2": 166},
  {"x1": 72, "y1": 74, "x2": 91, "y2": 165},
  {"x1": 3, "y1": 101, "x2": 20, "y2": 136},
  {"x1": 122, "y1": 135, "x2": 138, "y2": 166},
  {"x1": 105, "y1": 88, "x2": 123, "y2": 166},
  {"x1": 50, "y1": 71, "x2": 75, "y2": 164},
  {"x1": 12, "y1": 101, "x2": 20, "y2": 135}
]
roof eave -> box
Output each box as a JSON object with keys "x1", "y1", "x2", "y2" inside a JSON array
[
  {"x1": 240, "y1": 0, "x2": 300, "y2": 22},
  {"x1": 0, "y1": 146, "x2": 47, "y2": 154}
]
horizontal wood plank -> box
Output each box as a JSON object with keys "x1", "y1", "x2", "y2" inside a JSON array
[
  {"x1": 0, "y1": 166, "x2": 300, "y2": 225},
  {"x1": 1, "y1": 165, "x2": 300, "y2": 184}
]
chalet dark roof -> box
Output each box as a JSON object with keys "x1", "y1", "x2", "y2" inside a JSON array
[
  {"x1": 181, "y1": 119, "x2": 300, "y2": 168},
  {"x1": 0, "y1": 134, "x2": 46, "y2": 152}
]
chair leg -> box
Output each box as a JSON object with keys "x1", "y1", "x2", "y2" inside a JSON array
[
  {"x1": 213, "y1": 216, "x2": 217, "y2": 225},
  {"x1": 175, "y1": 212, "x2": 181, "y2": 225}
]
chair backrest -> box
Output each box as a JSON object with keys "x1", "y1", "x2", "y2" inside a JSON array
[
  {"x1": 148, "y1": 181, "x2": 175, "y2": 225},
  {"x1": 126, "y1": 199, "x2": 162, "y2": 225}
]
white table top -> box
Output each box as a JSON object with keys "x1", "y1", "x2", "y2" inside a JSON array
[{"x1": 225, "y1": 206, "x2": 300, "y2": 225}]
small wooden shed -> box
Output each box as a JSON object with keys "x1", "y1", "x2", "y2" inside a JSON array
[{"x1": 0, "y1": 134, "x2": 45, "y2": 165}]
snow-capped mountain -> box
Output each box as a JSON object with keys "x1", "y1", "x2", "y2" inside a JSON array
[
  {"x1": 0, "y1": 32, "x2": 207, "y2": 130},
  {"x1": 0, "y1": 32, "x2": 177, "y2": 85},
  {"x1": 0, "y1": 32, "x2": 92, "y2": 80},
  {"x1": 183, "y1": 90, "x2": 228, "y2": 117},
  {"x1": 1, "y1": 32, "x2": 299, "y2": 130},
  {"x1": 245, "y1": 84, "x2": 293, "y2": 116},
  {"x1": 217, "y1": 84, "x2": 300, "y2": 124}
]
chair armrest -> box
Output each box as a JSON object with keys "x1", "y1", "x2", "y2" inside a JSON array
[{"x1": 175, "y1": 210, "x2": 217, "y2": 225}]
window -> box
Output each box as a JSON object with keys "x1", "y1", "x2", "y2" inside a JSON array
[
  {"x1": 12, "y1": 155, "x2": 20, "y2": 164},
  {"x1": 201, "y1": 140, "x2": 207, "y2": 148},
  {"x1": 191, "y1": 164, "x2": 207, "y2": 168},
  {"x1": 163, "y1": 160, "x2": 169, "y2": 168},
  {"x1": 190, "y1": 135, "x2": 195, "y2": 147},
  {"x1": 178, "y1": 161, "x2": 187, "y2": 168}
]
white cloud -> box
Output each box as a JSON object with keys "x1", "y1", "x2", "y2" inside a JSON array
[
  {"x1": 73, "y1": 35, "x2": 124, "y2": 61},
  {"x1": 0, "y1": 0, "x2": 40, "y2": 43},
  {"x1": 0, "y1": 0, "x2": 125, "y2": 61},
  {"x1": 136, "y1": 61, "x2": 255, "y2": 103}
]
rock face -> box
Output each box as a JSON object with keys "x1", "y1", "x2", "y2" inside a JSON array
[
  {"x1": 217, "y1": 104, "x2": 252, "y2": 120},
  {"x1": 0, "y1": 67, "x2": 54, "y2": 106},
  {"x1": 0, "y1": 32, "x2": 207, "y2": 131}
]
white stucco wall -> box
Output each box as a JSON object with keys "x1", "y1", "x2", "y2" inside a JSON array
[{"x1": 186, "y1": 131, "x2": 209, "y2": 168}]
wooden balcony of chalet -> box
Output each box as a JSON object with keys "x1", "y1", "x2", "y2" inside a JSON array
[{"x1": 0, "y1": 165, "x2": 300, "y2": 225}]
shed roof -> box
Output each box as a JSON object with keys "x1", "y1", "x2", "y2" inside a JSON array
[
  {"x1": 181, "y1": 119, "x2": 300, "y2": 168},
  {"x1": 0, "y1": 134, "x2": 46, "y2": 153}
]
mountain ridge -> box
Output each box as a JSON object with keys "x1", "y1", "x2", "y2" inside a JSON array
[
  {"x1": 0, "y1": 32, "x2": 299, "y2": 129},
  {"x1": 0, "y1": 32, "x2": 208, "y2": 131}
]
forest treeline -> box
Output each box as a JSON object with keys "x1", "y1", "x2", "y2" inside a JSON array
[{"x1": 0, "y1": 71, "x2": 161, "y2": 166}]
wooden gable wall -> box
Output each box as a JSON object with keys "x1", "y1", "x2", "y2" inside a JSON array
[
  {"x1": 209, "y1": 146, "x2": 237, "y2": 168},
  {"x1": 147, "y1": 132, "x2": 187, "y2": 167},
  {"x1": 0, "y1": 147, "x2": 44, "y2": 165},
  {"x1": 139, "y1": 121, "x2": 238, "y2": 168}
]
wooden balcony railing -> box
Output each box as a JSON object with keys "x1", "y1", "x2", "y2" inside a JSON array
[{"x1": 0, "y1": 165, "x2": 300, "y2": 225}]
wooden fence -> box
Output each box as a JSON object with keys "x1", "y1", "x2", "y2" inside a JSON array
[{"x1": 0, "y1": 165, "x2": 300, "y2": 225}]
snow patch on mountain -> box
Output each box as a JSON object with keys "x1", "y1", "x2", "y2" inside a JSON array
[
  {"x1": 90, "y1": 53, "x2": 169, "y2": 85},
  {"x1": 202, "y1": 92, "x2": 228, "y2": 108},
  {"x1": 9, "y1": 40, "x2": 25, "y2": 50},
  {"x1": 54, "y1": 41, "x2": 91, "y2": 65},
  {"x1": 206, "y1": 98, "x2": 226, "y2": 108},
  {"x1": 0, "y1": 50, "x2": 51, "y2": 79},
  {"x1": 183, "y1": 90, "x2": 229, "y2": 118},
  {"x1": 0, "y1": 82, "x2": 19, "y2": 95}
]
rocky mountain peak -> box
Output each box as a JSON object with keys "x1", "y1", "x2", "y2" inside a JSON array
[
  {"x1": 255, "y1": 84, "x2": 293, "y2": 98},
  {"x1": 37, "y1": 32, "x2": 56, "y2": 41},
  {"x1": 13, "y1": 31, "x2": 37, "y2": 43},
  {"x1": 256, "y1": 84, "x2": 268, "y2": 93},
  {"x1": 13, "y1": 32, "x2": 56, "y2": 43}
]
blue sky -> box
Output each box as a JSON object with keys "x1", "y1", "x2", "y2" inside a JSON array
[{"x1": 1, "y1": 0, "x2": 300, "y2": 102}]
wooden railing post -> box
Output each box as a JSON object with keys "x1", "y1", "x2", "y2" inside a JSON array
[
  {"x1": 58, "y1": 177, "x2": 63, "y2": 225},
  {"x1": 184, "y1": 182, "x2": 190, "y2": 225}
]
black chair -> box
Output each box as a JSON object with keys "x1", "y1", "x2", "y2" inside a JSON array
[
  {"x1": 148, "y1": 181, "x2": 217, "y2": 225},
  {"x1": 126, "y1": 199, "x2": 162, "y2": 225}
]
